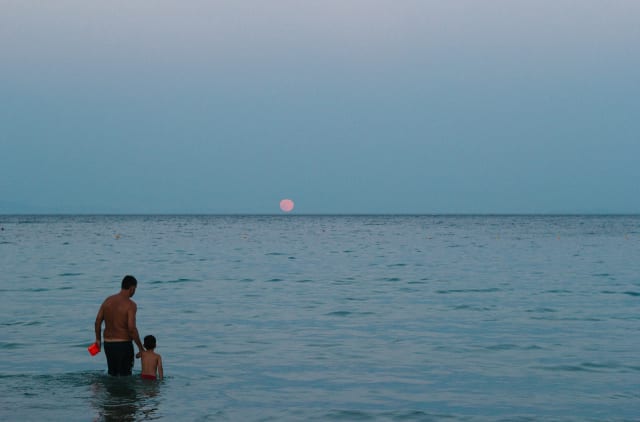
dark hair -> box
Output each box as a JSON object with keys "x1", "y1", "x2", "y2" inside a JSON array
[
  {"x1": 121, "y1": 275, "x2": 138, "y2": 289},
  {"x1": 144, "y1": 335, "x2": 157, "y2": 350}
]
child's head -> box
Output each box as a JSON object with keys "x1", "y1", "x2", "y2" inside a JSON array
[{"x1": 144, "y1": 335, "x2": 157, "y2": 350}]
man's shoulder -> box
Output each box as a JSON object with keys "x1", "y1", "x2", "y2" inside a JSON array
[{"x1": 104, "y1": 294, "x2": 136, "y2": 309}]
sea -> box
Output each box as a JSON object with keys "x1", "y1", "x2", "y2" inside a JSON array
[{"x1": 0, "y1": 215, "x2": 638, "y2": 421}]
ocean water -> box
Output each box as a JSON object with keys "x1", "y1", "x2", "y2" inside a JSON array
[{"x1": 0, "y1": 215, "x2": 639, "y2": 421}]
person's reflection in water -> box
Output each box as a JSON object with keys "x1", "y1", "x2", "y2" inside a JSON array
[
  {"x1": 138, "y1": 377, "x2": 161, "y2": 419},
  {"x1": 90, "y1": 374, "x2": 160, "y2": 421}
]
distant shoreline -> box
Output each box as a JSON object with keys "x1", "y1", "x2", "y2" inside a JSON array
[{"x1": 1, "y1": 213, "x2": 639, "y2": 217}]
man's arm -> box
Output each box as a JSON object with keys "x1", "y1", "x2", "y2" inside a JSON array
[
  {"x1": 94, "y1": 304, "x2": 104, "y2": 348},
  {"x1": 127, "y1": 303, "x2": 144, "y2": 352}
]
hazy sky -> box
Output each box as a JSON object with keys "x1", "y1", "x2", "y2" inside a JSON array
[{"x1": 1, "y1": 1, "x2": 639, "y2": 214}]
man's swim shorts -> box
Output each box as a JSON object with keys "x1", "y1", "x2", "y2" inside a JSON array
[{"x1": 104, "y1": 341, "x2": 134, "y2": 376}]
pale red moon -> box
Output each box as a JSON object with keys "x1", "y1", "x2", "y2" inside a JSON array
[{"x1": 280, "y1": 199, "x2": 294, "y2": 212}]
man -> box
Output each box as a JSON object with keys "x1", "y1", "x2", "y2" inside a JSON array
[{"x1": 95, "y1": 275, "x2": 145, "y2": 376}]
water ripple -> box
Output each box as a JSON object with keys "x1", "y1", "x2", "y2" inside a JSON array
[
  {"x1": 437, "y1": 288, "x2": 501, "y2": 294},
  {"x1": 537, "y1": 362, "x2": 638, "y2": 373},
  {"x1": 0, "y1": 342, "x2": 24, "y2": 349},
  {"x1": 326, "y1": 311, "x2": 352, "y2": 317}
]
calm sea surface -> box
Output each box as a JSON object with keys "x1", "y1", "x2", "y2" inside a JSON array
[{"x1": 0, "y1": 215, "x2": 638, "y2": 421}]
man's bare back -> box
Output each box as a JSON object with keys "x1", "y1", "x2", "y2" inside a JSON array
[{"x1": 99, "y1": 293, "x2": 138, "y2": 341}]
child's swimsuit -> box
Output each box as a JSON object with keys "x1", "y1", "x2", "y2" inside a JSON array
[{"x1": 141, "y1": 374, "x2": 157, "y2": 380}]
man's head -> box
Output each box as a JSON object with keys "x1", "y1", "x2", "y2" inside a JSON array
[{"x1": 121, "y1": 275, "x2": 138, "y2": 297}]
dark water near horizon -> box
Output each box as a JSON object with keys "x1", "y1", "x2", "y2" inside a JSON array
[{"x1": 1, "y1": 215, "x2": 639, "y2": 421}]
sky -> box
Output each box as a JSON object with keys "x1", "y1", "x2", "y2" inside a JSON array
[{"x1": 1, "y1": 0, "x2": 639, "y2": 214}]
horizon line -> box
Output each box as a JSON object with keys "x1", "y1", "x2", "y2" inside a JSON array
[{"x1": 2, "y1": 212, "x2": 640, "y2": 217}]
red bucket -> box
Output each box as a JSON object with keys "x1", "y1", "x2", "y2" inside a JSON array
[{"x1": 87, "y1": 342, "x2": 100, "y2": 356}]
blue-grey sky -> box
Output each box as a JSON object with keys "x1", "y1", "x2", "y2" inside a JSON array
[{"x1": 1, "y1": 1, "x2": 639, "y2": 214}]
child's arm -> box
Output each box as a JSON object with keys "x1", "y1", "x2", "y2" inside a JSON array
[{"x1": 157, "y1": 355, "x2": 163, "y2": 380}]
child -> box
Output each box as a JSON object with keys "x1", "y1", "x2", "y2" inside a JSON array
[{"x1": 137, "y1": 335, "x2": 163, "y2": 380}]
